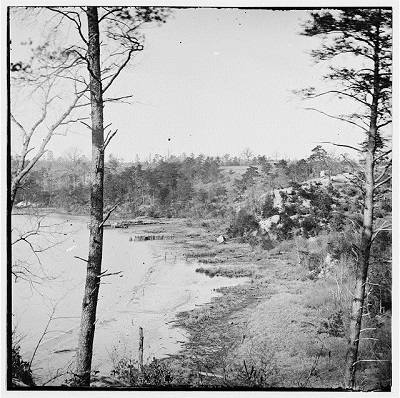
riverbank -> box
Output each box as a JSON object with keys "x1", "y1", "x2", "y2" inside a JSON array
[
  {"x1": 137, "y1": 221, "x2": 354, "y2": 389},
  {"x1": 12, "y1": 216, "x2": 390, "y2": 389},
  {"x1": 12, "y1": 214, "x2": 248, "y2": 386}
]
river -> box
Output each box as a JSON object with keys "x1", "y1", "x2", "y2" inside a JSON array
[{"x1": 11, "y1": 212, "x2": 246, "y2": 385}]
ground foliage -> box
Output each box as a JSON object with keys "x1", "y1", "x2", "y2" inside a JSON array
[{"x1": 11, "y1": 343, "x2": 35, "y2": 387}]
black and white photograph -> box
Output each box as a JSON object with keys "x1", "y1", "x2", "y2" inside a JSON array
[{"x1": 4, "y1": 2, "x2": 396, "y2": 392}]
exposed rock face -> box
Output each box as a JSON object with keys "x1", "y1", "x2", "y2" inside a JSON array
[
  {"x1": 272, "y1": 188, "x2": 293, "y2": 210},
  {"x1": 259, "y1": 215, "x2": 280, "y2": 233}
]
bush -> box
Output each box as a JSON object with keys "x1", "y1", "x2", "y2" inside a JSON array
[
  {"x1": 302, "y1": 252, "x2": 324, "y2": 280},
  {"x1": 261, "y1": 195, "x2": 279, "y2": 218},
  {"x1": 227, "y1": 209, "x2": 259, "y2": 240},
  {"x1": 195, "y1": 265, "x2": 254, "y2": 278},
  {"x1": 327, "y1": 229, "x2": 356, "y2": 261},
  {"x1": 224, "y1": 359, "x2": 279, "y2": 388},
  {"x1": 272, "y1": 214, "x2": 297, "y2": 241},
  {"x1": 112, "y1": 357, "x2": 173, "y2": 387},
  {"x1": 318, "y1": 310, "x2": 345, "y2": 337},
  {"x1": 301, "y1": 215, "x2": 320, "y2": 238},
  {"x1": 260, "y1": 235, "x2": 275, "y2": 251},
  {"x1": 11, "y1": 343, "x2": 35, "y2": 387}
]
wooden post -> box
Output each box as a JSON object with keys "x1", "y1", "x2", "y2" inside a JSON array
[
  {"x1": 138, "y1": 327, "x2": 144, "y2": 374},
  {"x1": 294, "y1": 236, "x2": 301, "y2": 266}
]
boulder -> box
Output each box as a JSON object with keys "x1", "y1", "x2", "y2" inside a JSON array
[
  {"x1": 270, "y1": 214, "x2": 280, "y2": 224},
  {"x1": 216, "y1": 235, "x2": 226, "y2": 244}
]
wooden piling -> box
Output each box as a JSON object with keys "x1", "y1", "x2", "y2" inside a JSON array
[{"x1": 138, "y1": 327, "x2": 144, "y2": 374}]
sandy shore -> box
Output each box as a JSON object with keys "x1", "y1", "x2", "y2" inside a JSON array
[{"x1": 12, "y1": 216, "x2": 245, "y2": 385}]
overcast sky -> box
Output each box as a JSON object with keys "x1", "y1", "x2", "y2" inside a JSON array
[{"x1": 10, "y1": 7, "x2": 373, "y2": 162}]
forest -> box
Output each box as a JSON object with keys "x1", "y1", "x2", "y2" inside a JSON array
[{"x1": 13, "y1": 146, "x2": 352, "y2": 220}]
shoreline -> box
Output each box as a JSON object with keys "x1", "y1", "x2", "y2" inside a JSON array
[{"x1": 12, "y1": 214, "x2": 248, "y2": 386}]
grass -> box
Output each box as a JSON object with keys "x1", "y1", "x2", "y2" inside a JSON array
[
  {"x1": 170, "y1": 231, "x2": 356, "y2": 389},
  {"x1": 185, "y1": 251, "x2": 217, "y2": 258},
  {"x1": 197, "y1": 258, "x2": 225, "y2": 264},
  {"x1": 195, "y1": 265, "x2": 254, "y2": 278},
  {"x1": 189, "y1": 242, "x2": 211, "y2": 249},
  {"x1": 146, "y1": 221, "x2": 389, "y2": 390}
]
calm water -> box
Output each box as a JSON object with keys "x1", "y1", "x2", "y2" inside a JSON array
[{"x1": 11, "y1": 213, "x2": 246, "y2": 385}]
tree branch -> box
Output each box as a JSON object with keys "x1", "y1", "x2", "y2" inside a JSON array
[
  {"x1": 98, "y1": 7, "x2": 125, "y2": 23},
  {"x1": 29, "y1": 305, "x2": 57, "y2": 367},
  {"x1": 371, "y1": 220, "x2": 391, "y2": 242},
  {"x1": 103, "y1": 129, "x2": 118, "y2": 151},
  {"x1": 303, "y1": 108, "x2": 369, "y2": 133},
  {"x1": 301, "y1": 89, "x2": 371, "y2": 108},
  {"x1": 46, "y1": 7, "x2": 88, "y2": 45},
  {"x1": 102, "y1": 48, "x2": 137, "y2": 93},
  {"x1": 373, "y1": 176, "x2": 391, "y2": 192},
  {"x1": 377, "y1": 119, "x2": 392, "y2": 129},
  {"x1": 373, "y1": 149, "x2": 392, "y2": 164},
  {"x1": 74, "y1": 256, "x2": 89, "y2": 263},
  {"x1": 103, "y1": 94, "x2": 135, "y2": 103},
  {"x1": 99, "y1": 203, "x2": 120, "y2": 228},
  {"x1": 374, "y1": 160, "x2": 392, "y2": 184},
  {"x1": 98, "y1": 270, "x2": 123, "y2": 278},
  {"x1": 11, "y1": 87, "x2": 87, "y2": 207},
  {"x1": 319, "y1": 141, "x2": 362, "y2": 153}
]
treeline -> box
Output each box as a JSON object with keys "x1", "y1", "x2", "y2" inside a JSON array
[{"x1": 12, "y1": 146, "x2": 351, "y2": 218}]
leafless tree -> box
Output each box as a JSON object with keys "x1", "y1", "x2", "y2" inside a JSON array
[
  {"x1": 241, "y1": 148, "x2": 254, "y2": 164},
  {"x1": 12, "y1": 6, "x2": 170, "y2": 386}
]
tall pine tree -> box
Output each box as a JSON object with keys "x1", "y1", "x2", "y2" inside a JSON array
[{"x1": 300, "y1": 8, "x2": 392, "y2": 389}]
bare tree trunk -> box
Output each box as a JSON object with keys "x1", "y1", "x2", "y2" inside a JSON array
[
  {"x1": 344, "y1": 149, "x2": 374, "y2": 388},
  {"x1": 74, "y1": 6, "x2": 104, "y2": 386},
  {"x1": 344, "y1": 13, "x2": 381, "y2": 388}
]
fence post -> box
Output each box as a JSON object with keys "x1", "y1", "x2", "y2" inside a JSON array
[{"x1": 138, "y1": 326, "x2": 144, "y2": 374}]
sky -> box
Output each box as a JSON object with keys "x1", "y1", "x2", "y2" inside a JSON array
[{"x1": 9, "y1": 6, "x2": 381, "y2": 162}]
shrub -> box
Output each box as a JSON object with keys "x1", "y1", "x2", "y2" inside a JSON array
[
  {"x1": 318, "y1": 310, "x2": 345, "y2": 337},
  {"x1": 11, "y1": 343, "x2": 35, "y2": 387},
  {"x1": 186, "y1": 251, "x2": 216, "y2": 258},
  {"x1": 271, "y1": 214, "x2": 297, "y2": 241},
  {"x1": 327, "y1": 229, "x2": 357, "y2": 262},
  {"x1": 224, "y1": 359, "x2": 279, "y2": 388},
  {"x1": 261, "y1": 195, "x2": 279, "y2": 218},
  {"x1": 197, "y1": 258, "x2": 224, "y2": 264},
  {"x1": 283, "y1": 203, "x2": 298, "y2": 217},
  {"x1": 112, "y1": 357, "x2": 173, "y2": 387},
  {"x1": 195, "y1": 266, "x2": 254, "y2": 278},
  {"x1": 260, "y1": 235, "x2": 275, "y2": 251},
  {"x1": 302, "y1": 253, "x2": 324, "y2": 280},
  {"x1": 226, "y1": 209, "x2": 259, "y2": 240},
  {"x1": 300, "y1": 215, "x2": 319, "y2": 238}
]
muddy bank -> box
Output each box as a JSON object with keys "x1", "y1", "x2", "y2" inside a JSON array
[
  {"x1": 163, "y1": 243, "x2": 357, "y2": 389},
  {"x1": 12, "y1": 215, "x2": 247, "y2": 385}
]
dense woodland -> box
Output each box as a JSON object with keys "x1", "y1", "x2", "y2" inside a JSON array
[{"x1": 13, "y1": 146, "x2": 353, "y2": 218}]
